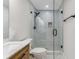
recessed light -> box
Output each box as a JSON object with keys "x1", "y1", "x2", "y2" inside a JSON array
[{"x1": 45, "y1": 5, "x2": 49, "y2": 8}]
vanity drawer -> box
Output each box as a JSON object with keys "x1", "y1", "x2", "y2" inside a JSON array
[{"x1": 9, "y1": 44, "x2": 30, "y2": 59}]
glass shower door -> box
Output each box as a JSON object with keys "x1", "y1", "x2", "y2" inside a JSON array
[{"x1": 53, "y1": 8, "x2": 64, "y2": 59}]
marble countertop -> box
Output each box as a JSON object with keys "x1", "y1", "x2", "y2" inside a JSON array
[{"x1": 3, "y1": 38, "x2": 32, "y2": 59}]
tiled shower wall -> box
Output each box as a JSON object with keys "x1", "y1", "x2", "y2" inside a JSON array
[{"x1": 32, "y1": 11, "x2": 53, "y2": 50}]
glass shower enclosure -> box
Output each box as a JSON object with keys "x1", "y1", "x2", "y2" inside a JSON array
[{"x1": 32, "y1": 0, "x2": 64, "y2": 59}]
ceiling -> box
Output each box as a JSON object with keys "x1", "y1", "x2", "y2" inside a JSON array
[
  {"x1": 3, "y1": 0, "x2": 63, "y2": 10},
  {"x1": 30, "y1": 0, "x2": 63, "y2": 10}
]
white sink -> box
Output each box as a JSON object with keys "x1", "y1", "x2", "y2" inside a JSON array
[
  {"x1": 3, "y1": 39, "x2": 32, "y2": 59},
  {"x1": 3, "y1": 42, "x2": 21, "y2": 59}
]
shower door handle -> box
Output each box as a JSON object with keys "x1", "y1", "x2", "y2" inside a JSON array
[{"x1": 53, "y1": 29, "x2": 57, "y2": 36}]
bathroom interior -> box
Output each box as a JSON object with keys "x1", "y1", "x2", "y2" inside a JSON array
[{"x1": 3, "y1": 0, "x2": 75, "y2": 59}]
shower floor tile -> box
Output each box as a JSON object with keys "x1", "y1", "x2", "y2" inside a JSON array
[
  {"x1": 47, "y1": 54, "x2": 64, "y2": 59},
  {"x1": 47, "y1": 54, "x2": 53, "y2": 59}
]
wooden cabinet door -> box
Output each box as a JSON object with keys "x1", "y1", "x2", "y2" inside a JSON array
[
  {"x1": 22, "y1": 50, "x2": 29, "y2": 59},
  {"x1": 9, "y1": 44, "x2": 29, "y2": 59}
]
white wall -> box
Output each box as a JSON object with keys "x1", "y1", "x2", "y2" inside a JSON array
[
  {"x1": 9, "y1": 0, "x2": 34, "y2": 40},
  {"x1": 3, "y1": 6, "x2": 9, "y2": 39},
  {"x1": 63, "y1": 0, "x2": 75, "y2": 59},
  {"x1": 63, "y1": 0, "x2": 75, "y2": 19}
]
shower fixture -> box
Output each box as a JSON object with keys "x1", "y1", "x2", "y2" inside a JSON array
[
  {"x1": 34, "y1": 12, "x2": 40, "y2": 17},
  {"x1": 33, "y1": 11, "x2": 40, "y2": 30},
  {"x1": 30, "y1": 11, "x2": 33, "y2": 14},
  {"x1": 60, "y1": 9, "x2": 63, "y2": 14}
]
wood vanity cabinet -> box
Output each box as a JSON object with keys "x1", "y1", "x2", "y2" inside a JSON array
[{"x1": 9, "y1": 44, "x2": 30, "y2": 59}]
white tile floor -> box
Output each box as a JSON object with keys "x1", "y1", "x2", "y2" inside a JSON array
[
  {"x1": 30, "y1": 54, "x2": 63, "y2": 59},
  {"x1": 30, "y1": 52, "x2": 64, "y2": 59},
  {"x1": 47, "y1": 54, "x2": 53, "y2": 59},
  {"x1": 47, "y1": 54, "x2": 64, "y2": 59},
  {"x1": 47, "y1": 51, "x2": 64, "y2": 59}
]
